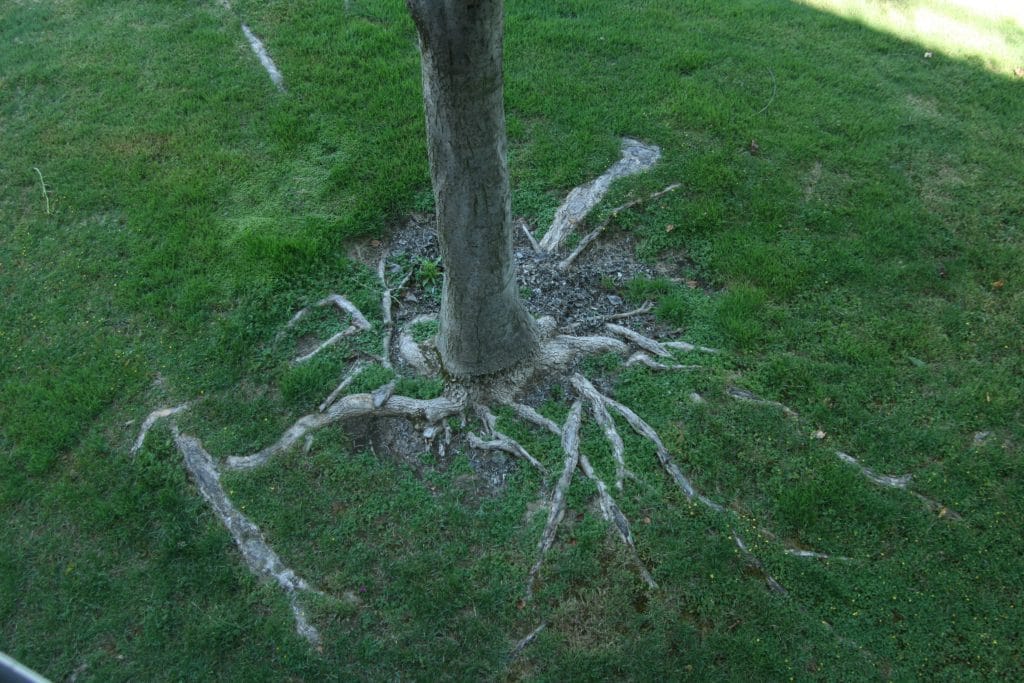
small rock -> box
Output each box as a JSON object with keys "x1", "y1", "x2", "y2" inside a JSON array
[
  {"x1": 608, "y1": 294, "x2": 623, "y2": 306},
  {"x1": 972, "y1": 431, "x2": 993, "y2": 446}
]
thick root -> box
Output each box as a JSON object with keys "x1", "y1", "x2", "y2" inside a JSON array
[
  {"x1": 538, "y1": 138, "x2": 661, "y2": 253},
  {"x1": 226, "y1": 391, "x2": 464, "y2": 471},
  {"x1": 172, "y1": 427, "x2": 321, "y2": 645}
]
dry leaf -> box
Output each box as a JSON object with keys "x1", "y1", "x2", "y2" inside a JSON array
[
  {"x1": 992, "y1": 279, "x2": 1005, "y2": 290},
  {"x1": 1014, "y1": 66, "x2": 1024, "y2": 78},
  {"x1": 812, "y1": 429, "x2": 827, "y2": 440},
  {"x1": 924, "y1": 51, "x2": 933, "y2": 59},
  {"x1": 515, "y1": 598, "x2": 526, "y2": 610},
  {"x1": 665, "y1": 224, "x2": 675, "y2": 233},
  {"x1": 643, "y1": 516, "x2": 652, "y2": 525},
  {"x1": 685, "y1": 279, "x2": 700, "y2": 289},
  {"x1": 749, "y1": 139, "x2": 760, "y2": 155}
]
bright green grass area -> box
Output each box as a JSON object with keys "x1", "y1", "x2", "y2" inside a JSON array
[{"x1": 2, "y1": 0, "x2": 1022, "y2": 679}]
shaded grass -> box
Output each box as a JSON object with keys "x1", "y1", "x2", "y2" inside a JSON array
[{"x1": 2, "y1": 0, "x2": 1022, "y2": 679}]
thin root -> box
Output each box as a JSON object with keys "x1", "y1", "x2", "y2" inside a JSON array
[
  {"x1": 291, "y1": 295, "x2": 373, "y2": 364},
  {"x1": 578, "y1": 453, "x2": 658, "y2": 589},
  {"x1": 605, "y1": 322, "x2": 672, "y2": 358},
  {"x1": 131, "y1": 403, "x2": 191, "y2": 455},
  {"x1": 625, "y1": 352, "x2": 701, "y2": 372},
  {"x1": 509, "y1": 622, "x2": 546, "y2": 659},
  {"x1": 727, "y1": 386, "x2": 799, "y2": 418},
  {"x1": 469, "y1": 432, "x2": 548, "y2": 475},
  {"x1": 319, "y1": 360, "x2": 368, "y2": 412}
]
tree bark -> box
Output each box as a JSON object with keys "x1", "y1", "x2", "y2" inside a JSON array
[{"x1": 407, "y1": 0, "x2": 538, "y2": 377}]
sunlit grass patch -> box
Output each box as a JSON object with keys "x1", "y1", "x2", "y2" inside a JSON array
[{"x1": 796, "y1": 0, "x2": 1024, "y2": 75}]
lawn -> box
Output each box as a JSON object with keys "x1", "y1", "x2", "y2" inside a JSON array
[{"x1": 1, "y1": 0, "x2": 1022, "y2": 679}]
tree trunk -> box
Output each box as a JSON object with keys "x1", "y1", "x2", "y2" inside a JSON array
[{"x1": 407, "y1": 0, "x2": 538, "y2": 377}]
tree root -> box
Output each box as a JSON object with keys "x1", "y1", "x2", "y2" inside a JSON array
[
  {"x1": 526, "y1": 402, "x2": 584, "y2": 598},
  {"x1": 557, "y1": 183, "x2": 681, "y2": 271},
  {"x1": 289, "y1": 294, "x2": 372, "y2": 364},
  {"x1": 509, "y1": 622, "x2": 546, "y2": 660},
  {"x1": 131, "y1": 403, "x2": 322, "y2": 645},
  {"x1": 726, "y1": 386, "x2": 962, "y2": 520},
  {"x1": 131, "y1": 403, "x2": 190, "y2": 456},
  {"x1": 172, "y1": 427, "x2": 322, "y2": 644},
  {"x1": 225, "y1": 391, "x2": 463, "y2": 471},
  {"x1": 130, "y1": 258, "x2": 957, "y2": 656},
  {"x1": 536, "y1": 138, "x2": 662, "y2": 254}
]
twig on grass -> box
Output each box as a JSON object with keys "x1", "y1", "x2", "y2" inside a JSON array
[{"x1": 755, "y1": 67, "x2": 777, "y2": 116}]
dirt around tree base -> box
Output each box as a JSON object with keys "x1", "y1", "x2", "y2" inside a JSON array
[
  {"x1": 340, "y1": 212, "x2": 702, "y2": 499},
  {"x1": 354, "y1": 212, "x2": 692, "y2": 338}
]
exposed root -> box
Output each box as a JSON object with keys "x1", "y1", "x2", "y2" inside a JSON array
[
  {"x1": 834, "y1": 450, "x2": 912, "y2": 489},
  {"x1": 733, "y1": 534, "x2": 787, "y2": 595},
  {"x1": 171, "y1": 426, "x2": 321, "y2": 645},
  {"x1": 605, "y1": 322, "x2": 673, "y2": 358},
  {"x1": 319, "y1": 360, "x2": 368, "y2": 412},
  {"x1": 526, "y1": 402, "x2": 583, "y2": 598},
  {"x1": 581, "y1": 388, "x2": 630, "y2": 490},
  {"x1": 560, "y1": 301, "x2": 655, "y2": 334},
  {"x1": 468, "y1": 433, "x2": 546, "y2": 474},
  {"x1": 557, "y1": 183, "x2": 681, "y2": 271},
  {"x1": 568, "y1": 374, "x2": 817, "y2": 592},
  {"x1": 226, "y1": 391, "x2": 463, "y2": 471},
  {"x1": 131, "y1": 403, "x2": 191, "y2": 455},
  {"x1": 575, "y1": 374, "x2": 722, "y2": 512},
  {"x1": 240, "y1": 25, "x2": 286, "y2": 92},
  {"x1": 835, "y1": 452, "x2": 961, "y2": 519},
  {"x1": 291, "y1": 294, "x2": 372, "y2": 364},
  {"x1": 509, "y1": 402, "x2": 562, "y2": 436},
  {"x1": 397, "y1": 331, "x2": 435, "y2": 376},
  {"x1": 913, "y1": 492, "x2": 964, "y2": 521},
  {"x1": 625, "y1": 352, "x2": 701, "y2": 372},
  {"x1": 726, "y1": 386, "x2": 799, "y2": 418},
  {"x1": 606, "y1": 301, "x2": 655, "y2": 322},
  {"x1": 538, "y1": 138, "x2": 661, "y2": 254},
  {"x1": 517, "y1": 217, "x2": 542, "y2": 253},
  {"x1": 578, "y1": 453, "x2": 658, "y2": 589},
  {"x1": 664, "y1": 340, "x2": 720, "y2": 355},
  {"x1": 33, "y1": 167, "x2": 52, "y2": 215},
  {"x1": 783, "y1": 547, "x2": 849, "y2": 561},
  {"x1": 378, "y1": 256, "x2": 414, "y2": 370},
  {"x1": 509, "y1": 622, "x2": 546, "y2": 659},
  {"x1": 726, "y1": 387, "x2": 961, "y2": 519}
]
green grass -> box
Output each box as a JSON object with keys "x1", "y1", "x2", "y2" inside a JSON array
[{"x1": 2, "y1": 0, "x2": 1022, "y2": 679}]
